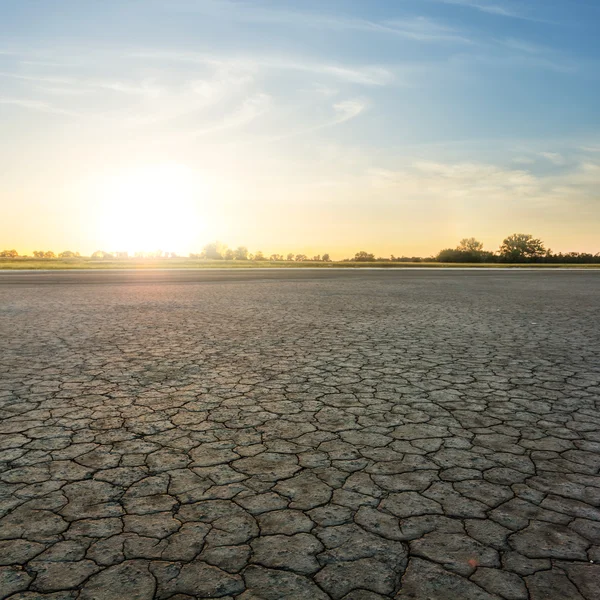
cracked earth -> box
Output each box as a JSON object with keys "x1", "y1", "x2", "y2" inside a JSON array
[{"x1": 1, "y1": 269, "x2": 599, "y2": 600}]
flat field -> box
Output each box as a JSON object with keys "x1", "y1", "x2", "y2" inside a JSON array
[
  {"x1": 2, "y1": 257, "x2": 600, "y2": 269},
  {"x1": 1, "y1": 270, "x2": 599, "y2": 599}
]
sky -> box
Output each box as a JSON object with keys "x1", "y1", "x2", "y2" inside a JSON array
[{"x1": 1, "y1": 0, "x2": 599, "y2": 258}]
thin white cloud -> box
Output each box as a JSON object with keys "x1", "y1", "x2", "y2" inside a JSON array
[
  {"x1": 230, "y1": 98, "x2": 368, "y2": 146},
  {"x1": 165, "y1": 1, "x2": 471, "y2": 44},
  {"x1": 376, "y1": 17, "x2": 472, "y2": 43},
  {"x1": 500, "y1": 39, "x2": 547, "y2": 55},
  {"x1": 184, "y1": 92, "x2": 271, "y2": 138},
  {"x1": 0, "y1": 71, "x2": 74, "y2": 85},
  {"x1": 512, "y1": 156, "x2": 536, "y2": 165},
  {"x1": 539, "y1": 152, "x2": 566, "y2": 166},
  {"x1": 0, "y1": 96, "x2": 80, "y2": 117},
  {"x1": 332, "y1": 100, "x2": 366, "y2": 125},
  {"x1": 0, "y1": 70, "x2": 164, "y2": 97},
  {"x1": 431, "y1": 0, "x2": 526, "y2": 19},
  {"x1": 363, "y1": 156, "x2": 600, "y2": 216},
  {"x1": 131, "y1": 50, "x2": 395, "y2": 86}
]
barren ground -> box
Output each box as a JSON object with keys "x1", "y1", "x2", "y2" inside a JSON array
[{"x1": 1, "y1": 270, "x2": 599, "y2": 599}]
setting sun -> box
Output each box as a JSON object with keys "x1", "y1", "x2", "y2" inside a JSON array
[{"x1": 97, "y1": 164, "x2": 206, "y2": 255}]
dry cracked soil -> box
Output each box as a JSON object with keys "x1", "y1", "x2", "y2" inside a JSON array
[{"x1": 0, "y1": 269, "x2": 599, "y2": 600}]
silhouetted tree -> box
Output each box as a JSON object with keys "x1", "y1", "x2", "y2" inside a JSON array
[
  {"x1": 322, "y1": 253, "x2": 331, "y2": 262},
  {"x1": 269, "y1": 254, "x2": 284, "y2": 261},
  {"x1": 499, "y1": 233, "x2": 547, "y2": 262},
  {"x1": 295, "y1": 254, "x2": 308, "y2": 262},
  {"x1": 253, "y1": 250, "x2": 265, "y2": 261},
  {"x1": 436, "y1": 248, "x2": 495, "y2": 263},
  {"x1": 0, "y1": 249, "x2": 18, "y2": 257},
  {"x1": 436, "y1": 237, "x2": 494, "y2": 263},
  {"x1": 203, "y1": 242, "x2": 224, "y2": 260},
  {"x1": 286, "y1": 253, "x2": 294, "y2": 261},
  {"x1": 59, "y1": 251, "x2": 80, "y2": 258},
  {"x1": 457, "y1": 238, "x2": 484, "y2": 252},
  {"x1": 224, "y1": 248, "x2": 234, "y2": 260},
  {"x1": 353, "y1": 251, "x2": 375, "y2": 262},
  {"x1": 234, "y1": 246, "x2": 249, "y2": 260}
]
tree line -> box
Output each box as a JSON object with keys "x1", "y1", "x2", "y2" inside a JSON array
[
  {"x1": 189, "y1": 243, "x2": 331, "y2": 262},
  {"x1": 435, "y1": 234, "x2": 600, "y2": 264},
  {"x1": 1, "y1": 234, "x2": 598, "y2": 263},
  {"x1": 345, "y1": 234, "x2": 600, "y2": 264},
  {"x1": 0, "y1": 249, "x2": 80, "y2": 258}
]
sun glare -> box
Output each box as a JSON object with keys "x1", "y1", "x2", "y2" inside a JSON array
[{"x1": 98, "y1": 164, "x2": 206, "y2": 255}]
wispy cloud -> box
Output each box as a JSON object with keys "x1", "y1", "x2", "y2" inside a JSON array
[
  {"x1": 0, "y1": 70, "x2": 163, "y2": 97},
  {"x1": 500, "y1": 38, "x2": 547, "y2": 54},
  {"x1": 431, "y1": 0, "x2": 527, "y2": 19},
  {"x1": 332, "y1": 100, "x2": 366, "y2": 125},
  {"x1": 183, "y1": 93, "x2": 271, "y2": 138},
  {"x1": 167, "y1": 1, "x2": 471, "y2": 44},
  {"x1": 375, "y1": 17, "x2": 472, "y2": 43},
  {"x1": 131, "y1": 50, "x2": 395, "y2": 86},
  {"x1": 0, "y1": 96, "x2": 80, "y2": 117},
  {"x1": 0, "y1": 71, "x2": 74, "y2": 85},
  {"x1": 364, "y1": 155, "x2": 600, "y2": 216},
  {"x1": 539, "y1": 152, "x2": 566, "y2": 166},
  {"x1": 231, "y1": 97, "x2": 368, "y2": 146}
]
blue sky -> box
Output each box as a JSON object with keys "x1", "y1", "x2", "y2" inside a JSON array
[{"x1": 1, "y1": 0, "x2": 599, "y2": 256}]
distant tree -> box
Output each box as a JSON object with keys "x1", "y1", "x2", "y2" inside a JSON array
[
  {"x1": 203, "y1": 242, "x2": 224, "y2": 260},
  {"x1": 295, "y1": 254, "x2": 308, "y2": 262},
  {"x1": 457, "y1": 238, "x2": 484, "y2": 252},
  {"x1": 269, "y1": 254, "x2": 284, "y2": 261},
  {"x1": 397, "y1": 256, "x2": 423, "y2": 263},
  {"x1": 0, "y1": 249, "x2": 18, "y2": 257},
  {"x1": 549, "y1": 251, "x2": 600, "y2": 264},
  {"x1": 286, "y1": 253, "x2": 294, "y2": 261},
  {"x1": 499, "y1": 233, "x2": 547, "y2": 262},
  {"x1": 322, "y1": 253, "x2": 331, "y2": 262},
  {"x1": 253, "y1": 250, "x2": 265, "y2": 261},
  {"x1": 224, "y1": 248, "x2": 234, "y2": 260},
  {"x1": 33, "y1": 250, "x2": 44, "y2": 258},
  {"x1": 44, "y1": 251, "x2": 56, "y2": 258},
  {"x1": 59, "y1": 250, "x2": 79, "y2": 258},
  {"x1": 311, "y1": 255, "x2": 321, "y2": 262},
  {"x1": 436, "y1": 248, "x2": 495, "y2": 263},
  {"x1": 234, "y1": 246, "x2": 249, "y2": 260},
  {"x1": 436, "y1": 237, "x2": 494, "y2": 263},
  {"x1": 92, "y1": 250, "x2": 113, "y2": 259},
  {"x1": 353, "y1": 251, "x2": 375, "y2": 262}
]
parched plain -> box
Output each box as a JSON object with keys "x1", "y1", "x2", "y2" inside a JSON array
[{"x1": 0, "y1": 269, "x2": 599, "y2": 599}]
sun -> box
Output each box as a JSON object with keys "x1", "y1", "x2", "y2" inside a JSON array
[{"x1": 98, "y1": 163, "x2": 206, "y2": 255}]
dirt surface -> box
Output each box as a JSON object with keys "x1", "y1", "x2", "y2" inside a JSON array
[{"x1": 1, "y1": 269, "x2": 599, "y2": 599}]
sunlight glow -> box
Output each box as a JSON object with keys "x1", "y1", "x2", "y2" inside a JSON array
[{"x1": 98, "y1": 164, "x2": 206, "y2": 255}]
